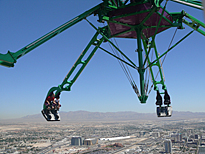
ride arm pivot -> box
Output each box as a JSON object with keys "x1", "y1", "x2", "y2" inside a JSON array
[{"x1": 0, "y1": 4, "x2": 101, "y2": 67}]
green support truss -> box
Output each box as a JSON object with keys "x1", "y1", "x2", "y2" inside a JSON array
[{"x1": 47, "y1": 31, "x2": 104, "y2": 96}]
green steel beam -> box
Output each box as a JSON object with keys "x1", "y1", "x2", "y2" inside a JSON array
[
  {"x1": 61, "y1": 33, "x2": 103, "y2": 91},
  {"x1": 153, "y1": 0, "x2": 164, "y2": 7},
  {"x1": 98, "y1": 46, "x2": 137, "y2": 69},
  {"x1": 142, "y1": 39, "x2": 166, "y2": 91},
  {"x1": 184, "y1": 13, "x2": 205, "y2": 28},
  {"x1": 46, "y1": 32, "x2": 103, "y2": 96},
  {"x1": 0, "y1": 4, "x2": 102, "y2": 67},
  {"x1": 86, "y1": 19, "x2": 137, "y2": 68},
  {"x1": 146, "y1": 30, "x2": 194, "y2": 69},
  {"x1": 139, "y1": 7, "x2": 157, "y2": 27},
  {"x1": 107, "y1": 5, "x2": 118, "y2": 9},
  {"x1": 156, "y1": 11, "x2": 174, "y2": 26},
  {"x1": 108, "y1": 0, "x2": 126, "y2": 7},
  {"x1": 136, "y1": 28, "x2": 148, "y2": 103},
  {"x1": 152, "y1": 42, "x2": 166, "y2": 90},
  {"x1": 142, "y1": 25, "x2": 176, "y2": 29},
  {"x1": 182, "y1": 13, "x2": 205, "y2": 36},
  {"x1": 170, "y1": 0, "x2": 203, "y2": 10},
  {"x1": 111, "y1": 0, "x2": 117, "y2": 6},
  {"x1": 111, "y1": 9, "x2": 152, "y2": 20},
  {"x1": 142, "y1": 39, "x2": 156, "y2": 89},
  {"x1": 183, "y1": 19, "x2": 205, "y2": 36}
]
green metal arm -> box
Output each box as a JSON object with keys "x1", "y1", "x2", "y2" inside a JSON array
[
  {"x1": 182, "y1": 12, "x2": 205, "y2": 36},
  {"x1": 170, "y1": 0, "x2": 203, "y2": 10},
  {"x1": 0, "y1": 4, "x2": 101, "y2": 67},
  {"x1": 142, "y1": 39, "x2": 166, "y2": 92},
  {"x1": 170, "y1": 11, "x2": 205, "y2": 36},
  {"x1": 98, "y1": 46, "x2": 137, "y2": 69},
  {"x1": 143, "y1": 30, "x2": 194, "y2": 94},
  {"x1": 46, "y1": 31, "x2": 104, "y2": 96}
]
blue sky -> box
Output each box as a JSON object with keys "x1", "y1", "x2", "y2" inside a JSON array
[{"x1": 0, "y1": 0, "x2": 204, "y2": 119}]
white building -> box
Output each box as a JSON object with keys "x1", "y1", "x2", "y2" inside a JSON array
[
  {"x1": 99, "y1": 136, "x2": 131, "y2": 141},
  {"x1": 84, "y1": 138, "x2": 98, "y2": 145}
]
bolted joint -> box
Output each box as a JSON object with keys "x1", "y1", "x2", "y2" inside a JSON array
[{"x1": 154, "y1": 86, "x2": 158, "y2": 91}]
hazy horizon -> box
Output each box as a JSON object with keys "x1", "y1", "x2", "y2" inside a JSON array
[{"x1": 1, "y1": 110, "x2": 205, "y2": 120}]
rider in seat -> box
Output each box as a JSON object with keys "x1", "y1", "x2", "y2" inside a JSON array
[
  {"x1": 42, "y1": 91, "x2": 61, "y2": 121},
  {"x1": 43, "y1": 92, "x2": 55, "y2": 117},
  {"x1": 50, "y1": 92, "x2": 61, "y2": 119},
  {"x1": 53, "y1": 92, "x2": 61, "y2": 111}
]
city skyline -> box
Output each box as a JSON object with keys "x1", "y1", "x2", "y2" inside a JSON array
[
  {"x1": 1, "y1": 118, "x2": 205, "y2": 153},
  {"x1": 0, "y1": 1, "x2": 205, "y2": 119}
]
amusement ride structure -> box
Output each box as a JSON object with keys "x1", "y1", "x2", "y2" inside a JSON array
[{"x1": 0, "y1": 0, "x2": 204, "y2": 121}]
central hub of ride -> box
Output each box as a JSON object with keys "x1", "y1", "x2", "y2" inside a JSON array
[{"x1": 107, "y1": 3, "x2": 173, "y2": 38}]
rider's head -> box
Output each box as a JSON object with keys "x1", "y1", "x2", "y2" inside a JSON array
[
  {"x1": 55, "y1": 92, "x2": 61, "y2": 99},
  {"x1": 49, "y1": 92, "x2": 54, "y2": 97}
]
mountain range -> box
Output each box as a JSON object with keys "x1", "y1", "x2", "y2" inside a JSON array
[{"x1": 1, "y1": 110, "x2": 205, "y2": 123}]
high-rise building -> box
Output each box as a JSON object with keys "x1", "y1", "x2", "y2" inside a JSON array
[
  {"x1": 71, "y1": 136, "x2": 83, "y2": 146},
  {"x1": 177, "y1": 133, "x2": 182, "y2": 142},
  {"x1": 171, "y1": 133, "x2": 182, "y2": 142},
  {"x1": 164, "y1": 139, "x2": 172, "y2": 153}
]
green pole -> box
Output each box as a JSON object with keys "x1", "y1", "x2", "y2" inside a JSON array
[{"x1": 136, "y1": 28, "x2": 147, "y2": 103}]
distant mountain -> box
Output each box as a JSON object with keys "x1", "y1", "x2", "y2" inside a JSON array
[
  {"x1": 59, "y1": 110, "x2": 205, "y2": 121},
  {"x1": 59, "y1": 110, "x2": 155, "y2": 121},
  {"x1": 1, "y1": 110, "x2": 205, "y2": 123}
]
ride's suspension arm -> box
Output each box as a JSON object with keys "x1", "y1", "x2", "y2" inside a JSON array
[
  {"x1": 182, "y1": 12, "x2": 205, "y2": 36},
  {"x1": 47, "y1": 32, "x2": 104, "y2": 96},
  {"x1": 0, "y1": 4, "x2": 101, "y2": 67},
  {"x1": 142, "y1": 39, "x2": 166, "y2": 92},
  {"x1": 170, "y1": 0, "x2": 203, "y2": 10},
  {"x1": 142, "y1": 39, "x2": 173, "y2": 117}
]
